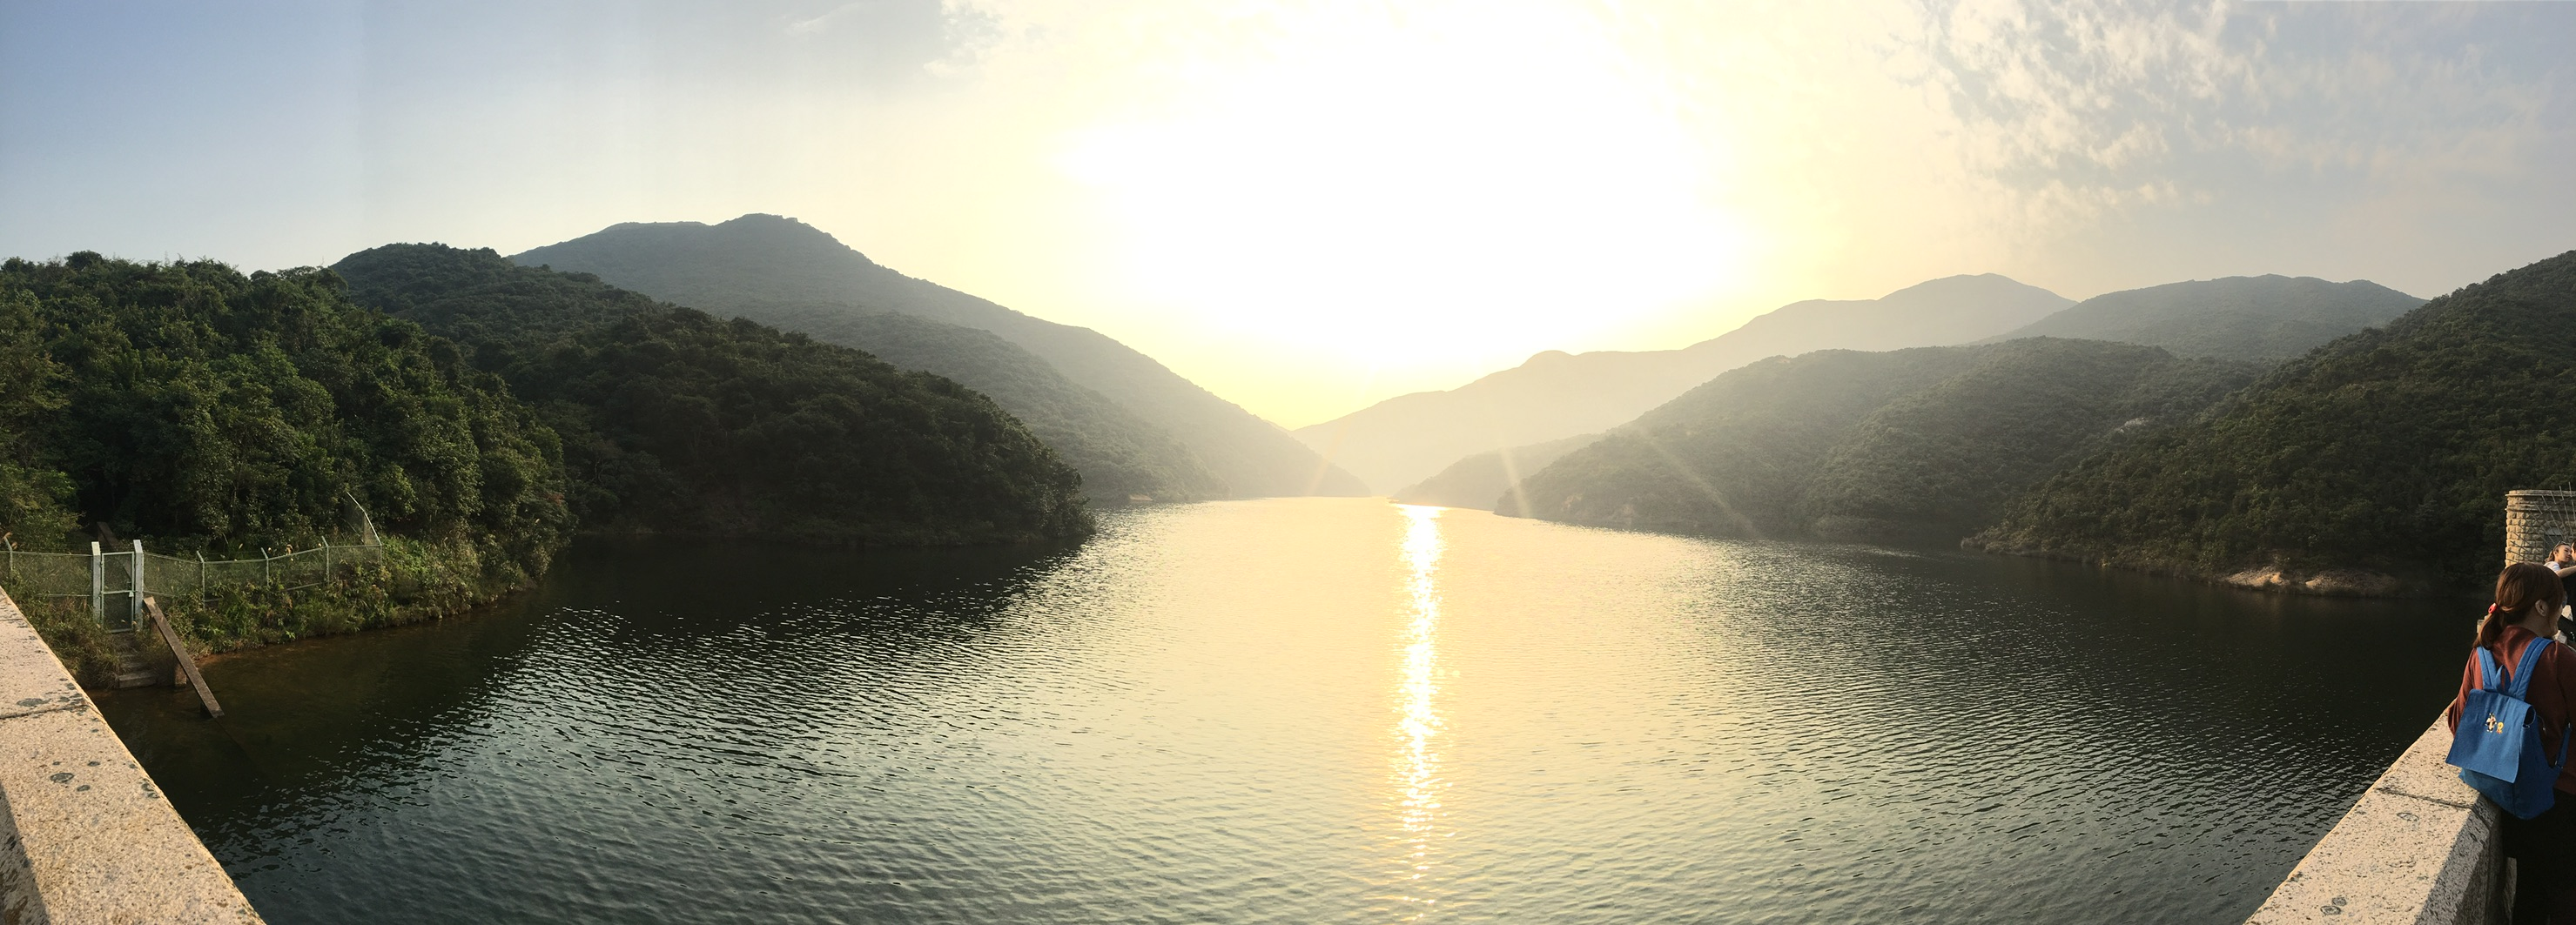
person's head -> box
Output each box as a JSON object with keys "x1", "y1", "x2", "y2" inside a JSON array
[
  {"x1": 2479, "y1": 561, "x2": 2571, "y2": 647},
  {"x1": 2554, "y1": 544, "x2": 2575, "y2": 564}
]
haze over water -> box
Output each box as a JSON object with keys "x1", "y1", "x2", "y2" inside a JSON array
[{"x1": 102, "y1": 499, "x2": 2460, "y2": 923}]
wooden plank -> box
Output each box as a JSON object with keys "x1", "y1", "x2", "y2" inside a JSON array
[{"x1": 143, "y1": 597, "x2": 222, "y2": 719}]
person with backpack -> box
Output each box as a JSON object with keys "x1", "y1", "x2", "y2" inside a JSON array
[{"x1": 2451, "y1": 562, "x2": 2576, "y2": 922}]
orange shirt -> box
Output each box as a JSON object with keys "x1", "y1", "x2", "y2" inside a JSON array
[{"x1": 2448, "y1": 624, "x2": 2576, "y2": 794}]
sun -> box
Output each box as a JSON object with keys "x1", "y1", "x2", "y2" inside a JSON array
[{"x1": 1055, "y1": 0, "x2": 1750, "y2": 375}]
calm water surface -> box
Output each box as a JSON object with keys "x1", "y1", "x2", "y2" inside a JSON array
[{"x1": 98, "y1": 499, "x2": 2465, "y2": 923}]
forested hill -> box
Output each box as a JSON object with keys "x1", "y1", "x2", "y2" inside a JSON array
[
  {"x1": 1992, "y1": 275, "x2": 2422, "y2": 361},
  {"x1": 333, "y1": 244, "x2": 1091, "y2": 545},
  {"x1": 1293, "y1": 274, "x2": 2073, "y2": 493},
  {"x1": 1504, "y1": 338, "x2": 2257, "y2": 540},
  {"x1": 0, "y1": 253, "x2": 570, "y2": 577},
  {"x1": 1973, "y1": 251, "x2": 2576, "y2": 589},
  {"x1": 670, "y1": 301, "x2": 1221, "y2": 503},
  {"x1": 512, "y1": 214, "x2": 1363, "y2": 498}
]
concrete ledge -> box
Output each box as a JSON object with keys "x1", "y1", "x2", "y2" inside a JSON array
[
  {"x1": 2246, "y1": 718, "x2": 2504, "y2": 925},
  {"x1": 0, "y1": 587, "x2": 262, "y2": 924}
]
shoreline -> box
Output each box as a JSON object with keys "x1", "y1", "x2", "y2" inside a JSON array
[
  {"x1": 90, "y1": 527, "x2": 1106, "y2": 684},
  {"x1": 1962, "y1": 538, "x2": 2458, "y2": 600},
  {"x1": 181, "y1": 581, "x2": 541, "y2": 674},
  {"x1": 1502, "y1": 506, "x2": 2460, "y2": 600}
]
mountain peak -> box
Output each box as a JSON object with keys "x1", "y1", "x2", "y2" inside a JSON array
[
  {"x1": 715, "y1": 212, "x2": 823, "y2": 235},
  {"x1": 600, "y1": 219, "x2": 708, "y2": 231},
  {"x1": 1997, "y1": 274, "x2": 2425, "y2": 360},
  {"x1": 1876, "y1": 272, "x2": 2066, "y2": 305},
  {"x1": 523, "y1": 214, "x2": 887, "y2": 279},
  {"x1": 1296, "y1": 274, "x2": 2075, "y2": 492},
  {"x1": 508, "y1": 216, "x2": 1369, "y2": 499}
]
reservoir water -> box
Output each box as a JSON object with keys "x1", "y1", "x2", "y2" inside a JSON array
[{"x1": 97, "y1": 498, "x2": 2465, "y2": 923}]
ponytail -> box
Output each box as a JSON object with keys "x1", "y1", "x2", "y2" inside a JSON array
[{"x1": 2477, "y1": 562, "x2": 2568, "y2": 647}]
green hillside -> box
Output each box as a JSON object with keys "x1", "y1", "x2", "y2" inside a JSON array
[
  {"x1": 514, "y1": 215, "x2": 1364, "y2": 498},
  {"x1": 1973, "y1": 251, "x2": 2576, "y2": 588},
  {"x1": 0, "y1": 253, "x2": 568, "y2": 561},
  {"x1": 0, "y1": 252, "x2": 576, "y2": 671},
  {"x1": 333, "y1": 244, "x2": 1092, "y2": 545},
  {"x1": 1798, "y1": 341, "x2": 2257, "y2": 540},
  {"x1": 1506, "y1": 338, "x2": 2257, "y2": 540},
  {"x1": 1995, "y1": 275, "x2": 2421, "y2": 361},
  {"x1": 689, "y1": 301, "x2": 1220, "y2": 502}
]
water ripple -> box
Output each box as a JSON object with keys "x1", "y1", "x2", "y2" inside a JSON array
[{"x1": 96, "y1": 499, "x2": 2461, "y2": 924}]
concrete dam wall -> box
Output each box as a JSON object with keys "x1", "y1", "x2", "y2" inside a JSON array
[{"x1": 0, "y1": 587, "x2": 261, "y2": 923}]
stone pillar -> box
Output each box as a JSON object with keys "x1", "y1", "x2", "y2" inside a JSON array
[{"x1": 2505, "y1": 490, "x2": 2576, "y2": 565}]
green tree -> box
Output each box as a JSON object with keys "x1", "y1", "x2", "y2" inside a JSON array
[
  {"x1": 0, "y1": 254, "x2": 568, "y2": 578},
  {"x1": 0, "y1": 286, "x2": 73, "y2": 547},
  {"x1": 1508, "y1": 338, "x2": 2256, "y2": 541},
  {"x1": 333, "y1": 244, "x2": 1093, "y2": 544},
  {"x1": 1974, "y1": 250, "x2": 2576, "y2": 587}
]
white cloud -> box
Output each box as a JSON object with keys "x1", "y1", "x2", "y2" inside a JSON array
[{"x1": 1, "y1": 0, "x2": 2567, "y2": 425}]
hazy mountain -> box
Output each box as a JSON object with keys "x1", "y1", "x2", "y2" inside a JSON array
[
  {"x1": 1974, "y1": 251, "x2": 2576, "y2": 590},
  {"x1": 679, "y1": 300, "x2": 1221, "y2": 502},
  {"x1": 1389, "y1": 433, "x2": 1599, "y2": 510},
  {"x1": 514, "y1": 214, "x2": 1364, "y2": 498},
  {"x1": 1294, "y1": 274, "x2": 2074, "y2": 493},
  {"x1": 1503, "y1": 338, "x2": 2257, "y2": 541},
  {"x1": 1991, "y1": 275, "x2": 2422, "y2": 360}
]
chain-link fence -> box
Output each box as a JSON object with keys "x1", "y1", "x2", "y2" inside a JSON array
[
  {"x1": 0, "y1": 548, "x2": 95, "y2": 608},
  {"x1": 0, "y1": 539, "x2": 383, "y2": 632}
]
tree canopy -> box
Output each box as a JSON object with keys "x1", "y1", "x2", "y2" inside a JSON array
[
  {"x1": 0, "y1": 253, "x2": 569, "y2": 580},
  {"x1": 1508, "y1": 338, "x2": 2257, "y2": 541},
  {"x1": 1974, "y1": 251, "x2": 2576, "y2": 586},
  {"x1": 333, "y1": 244, "x2": 1092, "y2": 544},
  {"x1": 513, "y1": 214, "x2": 1367, "y2": 498},
  {"x1": 697, "y1": 301, "x2": 1221, "y2": 502}
]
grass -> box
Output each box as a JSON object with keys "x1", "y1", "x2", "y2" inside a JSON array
[
  {"x1": 25, "y1": 535, "x2": 541, "y2": 687},
  {"x1": 23, "y1": 595, "x2": 117, "y2": 685}
]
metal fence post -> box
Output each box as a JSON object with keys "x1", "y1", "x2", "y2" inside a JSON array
[
  {"x1": 198, "y1": 551, "x2": 207, "y2": 599},
  {"x1": 89, "y1": 541, "x2": 102, "y2": 622},
  {"x1": 129, "y1": 540, "x2": 145, "y2": 622},
  {"x1": 323, "y1": 537, "x2": 332, "y2": 579}
]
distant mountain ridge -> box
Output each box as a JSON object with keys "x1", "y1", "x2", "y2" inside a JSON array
[
  {"x1": 1973, "y1": 251, "x2": 2576, "y2": 591},
  {"x1": 1295, "y1": 274, "x2": 2075, "y2": 493},
  {"x1": 1390, "y1": 433, "x2": 1598, "y2": 510},
  {"x1": 515, "y1": 214, "x2": 1363, "y2": 499},
  {"x1": 1989, "y1": 275, "x2": 2422, "y2": 361},
  {"x1": 1503, "y1": 338, "x2": 2259, "y2": 540}
]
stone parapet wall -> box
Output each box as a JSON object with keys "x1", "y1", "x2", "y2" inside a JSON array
[
  {"x1": 2244, "y1": 718, "x2": 2504, "y2": 924},
  {"x1": 2505, "y1": 489, "x2": 2576, "y2": 565},
  {"x1": 0, "y1": 587, "x2": 261, "y2": 924},
  {"x1": 2249, "y1": 492, "x2": 2576, "y2": 922}
]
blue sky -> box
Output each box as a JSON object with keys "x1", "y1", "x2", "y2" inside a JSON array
[{"x1": 3, "y1": 1, "x2": 2572, "y2": 425}]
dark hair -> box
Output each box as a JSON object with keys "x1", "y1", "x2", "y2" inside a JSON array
[{"x1": 2478, "y1": 562, "x2": 2569, "y2": 647}]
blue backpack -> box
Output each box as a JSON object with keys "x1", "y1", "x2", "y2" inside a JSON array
[{"x1": 2447, "y1": 636, "x2": 2571, "y2": 819}]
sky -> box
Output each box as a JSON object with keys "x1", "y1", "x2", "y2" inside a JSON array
[{"x1": 3, "y1": 1, "x2": 2573, "y2": 427}]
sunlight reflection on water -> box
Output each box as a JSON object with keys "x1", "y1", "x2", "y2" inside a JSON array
[
  {"x1": 1390, "y1": 505, "x2": 1448, "y2": 919},
  {"x1": 97, "y1": 499, "x2": 2466, "y2": 924}
]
